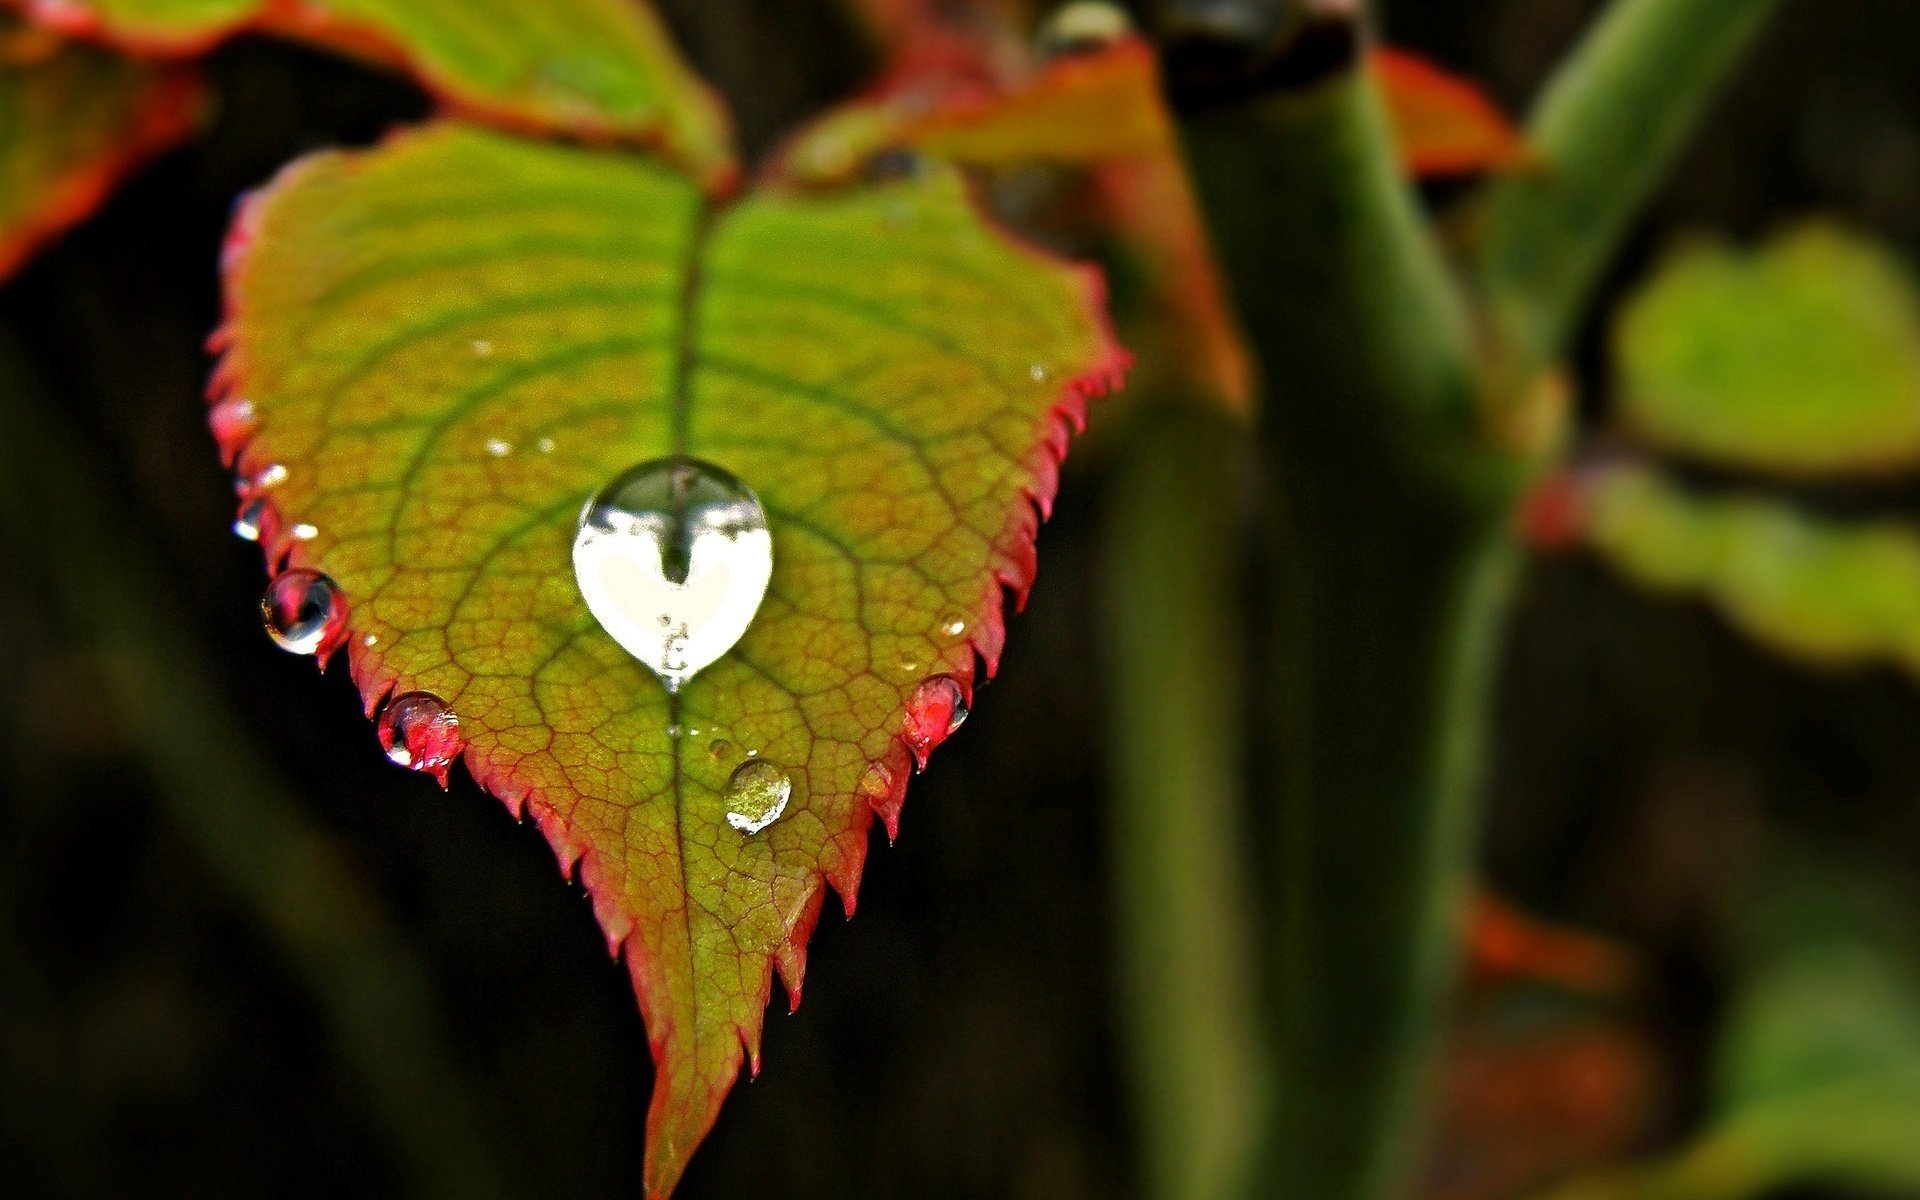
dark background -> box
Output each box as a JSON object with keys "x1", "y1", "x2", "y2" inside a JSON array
[{"x1": 4, "y1": 1, "x2": 1920, "y2": 1196}]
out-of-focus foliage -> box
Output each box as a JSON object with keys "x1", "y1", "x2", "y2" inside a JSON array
[
  {"x1": 1616, "y1": 225, "x2": 1920, "y2": 477},
  {"x1": 1537, "y1": 863, "x2": 1920, "y2": 1200},
  {"x1": 0, "y1": 15, "x2": 198, "y2": 278},
  {"x1": 1581, "y1": 463, "x2": 1920, "y2": 678},
  {"x1": 0, "y1": 0, "x2": 734, "y2": 184}
]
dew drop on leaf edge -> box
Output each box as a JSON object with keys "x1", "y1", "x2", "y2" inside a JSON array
[
  {"x1": 571, "y1": 456, "x2": 773, "y2": 693},
  {"x1": 724, "y1": 759, "x2": 791, "y2": 834},
  {"x1": 379, "y1": 691, "x2": 463, "y2": 785},
  {"x1": 903, "y1": 674, "x2": 969, "y2": 767},
  {"x1": 262, "y1": 568, "x2": 347, "y2": 658}
]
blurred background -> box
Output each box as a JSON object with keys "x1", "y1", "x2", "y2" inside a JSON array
[{"x1": 5, "y1": 1, "x2": 1920, "y2": 1197}]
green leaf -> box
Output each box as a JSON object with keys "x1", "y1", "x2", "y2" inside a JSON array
[
  {"x1": 1582, "y1": 463, "x2": 1920, "y2": 677},
  {"x1": 0, "y1": 17, "x2": 199, "y2": 279},
  {"x1": 1615, "y1": 224, "x2": 1920, "y2": 477},
  {"x1": 1530, "y1": 864, "x2": 1920, "y2": 1200},
  {"x1": 213, "y1": 122, "x2": 1123, "y2": 1195},
  {"x1": 0, "y1": 0, "x2": 733, "y2": 185}
]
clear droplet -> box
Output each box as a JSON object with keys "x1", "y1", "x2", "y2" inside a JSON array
[
  {"x1": 240, "y1": 462, "x2": 287, "y2": 493},
  {"x1": 903, "y1": 674, "x2": 969, "y2": 767},
  {"x1": 379, "y1": 692, "x2": 462, "y2": 785},
  {"x1": 536, "y1": 437, "x2": 556, "y2": 454},
  {"x1": 233, "y1": 496, "x2": 271, "y2": 542},
  {"x1": 572, "y1": 456, "x2": 773, "y2": 693},
  {"x1": 939, "y1": 611, "x2": 968, "y2": 639},
  {"x1": 289, "y1": 522, "x2": 318, "y2": 541},
  {"x1": 724, "y1": 759, "x2": 791, "y2": 834},
  {"x1": 262, "y1": 568, "x2": 347, "y2": 658},
  {"x1": 1029, "y1": 362, "x2": 1051, "y2": 383},
  {"x1": 708, "y1": 738, "x2": 735, "y2": 762},
  {"x1": 485, "y1": 438, "x2": 513, "y2": 457}
]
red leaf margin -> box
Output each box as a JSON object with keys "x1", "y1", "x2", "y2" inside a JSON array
[
  {"x1": 0, "y1": 60, "x2": 201, "y2": 280},
  {"x1": 205, "y1": 127, "x2": 1129, "y2": 1195},
  {"x1": 2, "y1": 0, "x2": 739, "y2": 193}
]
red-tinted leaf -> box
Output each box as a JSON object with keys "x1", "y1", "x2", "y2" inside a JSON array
[
  {"x1": 0, "y1": 17, "x2": 199, "y2": 279},
  {"x1": 1372, "y1": 46, "x2": 1531, "y2": 178},
  {"x1": 1, "y1": 0, "x2": 734, "y2": 186},
  {"x1": 212, "y1": 123, "x2": 1123, "y2": 1194}
]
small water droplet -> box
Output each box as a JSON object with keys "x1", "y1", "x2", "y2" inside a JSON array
[
  {"x1": 724, "y1": 759, "x2": 791, "y2": 834},
  {"x1": 903, "y1": 674, "x2": 969, "y2": 767},
  {"x1": 290, "y1": 522, "x2": 318, "y2": 541},
  {"x1": 536, "y1": 437, "x2": 556, "y2": 454},
  {"x1": 667, "y1": 722, "x2": 682, "y2": 739},
  {"x1": 1029, "y1": 362, "x2": 1051, "y2": 384},
  {"x1": 363, "y1": 632, "x2": 379, "y2": 647},
  {"x1": 898, "y1": 654, "x2": 920, "y2": 675},
  {"x1": 379, "y1": 691, "x2": 462, "y2": 785},
  {"x1": 261, "y1": 568, "x2": 347, "y2": 658},
  {"x1": 471, "y1": 339, "x2": 495, "y2": 356},
  {"x1": 485, "y1": 438, "x2": 513, "y2": 457},
  {"x1": 572, "y1": 456, "x2": 773, "y2": 693},
  {"x1": 233, "y1": 496, "x2": 271, "y2": 542},
  {"x1": 209, "y1": 397, "x2": 257, "y2": 461},
  {"x1": 939, "y1": 611, "x2": 968, "y2": 638},
  {"x1": 240, "y1": 462, "x2": 287, "y2": 493},
  {"x1": 708, "y1": 738, "x2": 735, "y2": 762}
]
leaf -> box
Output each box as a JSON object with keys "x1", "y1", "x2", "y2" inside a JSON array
[
  {"x1": 780, "y1": 39, "x2": 1525, "y2": 186},
  {"x1": 212, "y1": 122, "x2": 1124, "y2": 1195},
  {"x1": 1615, "y1": 224, "x2": 1920, "y2": 477},
  {"x1": 1577, "y1": 463, "x2": 1920, "y2": 678},
  {"x1": 1530, "y1": 862, "x2": 1920, "y2": 1200},
  {"x1": 0, "y1": 0, "x2": 733, "y2": 186},
  {"x1": 1372, "y1": 47, "x2": 1531, "y2": 178},
  {"x1": 0, "y1": 16, "x2": 199, "y2": 279}
]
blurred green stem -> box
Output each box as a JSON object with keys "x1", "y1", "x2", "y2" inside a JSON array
[
  {"x1": 1174, "y1": 27, "x2": 1524, "y2": 1198},
  {"x1": 0, "y1": 337, "x2": 507, "y2": 1200},
  {"x1": 1100, "y1": 403, "x2": 1265, "y2": 1200},
  {"x1": 1471, "y1": 0, "x2": 1786, "y2": 383}
]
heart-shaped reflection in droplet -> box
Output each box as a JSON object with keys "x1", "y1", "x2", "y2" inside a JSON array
[{"x1": 572, "y1": 456, "x2": 773, "y2": 692}]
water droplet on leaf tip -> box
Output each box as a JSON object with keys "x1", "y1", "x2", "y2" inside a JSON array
[
  {"x1": 379, "y1": 691, "x2": 461, "y2": 781},
  {"x1": 233, "y1": 497, "x2": 270, "y2": 542},
  {"x1": 572, "y1": 456, "x2": 773, "y2": 693},
  {"x1": 904, "y1": 674, "x2": 969, "y2": 764},
  {"x1": 261, "y1": 568, "x2": 346, "y2": 658},
  {"x1": 239, "y1": 462, "x2": 287, "y2": 494},
  {"x1": 724, "y1": 759, "x2": 791, "y2": 834}
]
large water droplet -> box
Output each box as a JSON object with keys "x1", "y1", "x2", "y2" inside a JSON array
[
  {"x1": 903, "y1": 674, "x2": 969, "y2": 768},
  {"x1": 262, "y1": 568, "x2": 347, "y2": 659},
  {"x1": 572, "y1": 456, "x2": 772, "y2": 692},
  {"x1": 723, "y1": 759, "x2": 791, "y2": 834},
  {"x1": 379, "y1": 691, "x2": 462, "y2": 786}
]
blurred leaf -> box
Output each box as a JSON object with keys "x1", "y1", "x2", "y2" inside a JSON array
[
  {"x1": 214, "y1": 123, "x2": 1123, "y2": 1195},
  {"x1": 0, "y1": 0, "x2": 734, "y2": 186},
  {"x1": 1373, "y1": 47, "x2": 1531, "y2": 178},
  {"x1": 0, "y1": 16, "x2": 198, "y2": 279},
  {"x1": 1580, "y1": 463, "x2": 1920, "y2": 677},
  {"x1": 1533, "y1": 864, "x2": 1920, "y2": 1200},
  {"x1": 1615, "y1": 225, "x2": 1920, "y2": 476}
]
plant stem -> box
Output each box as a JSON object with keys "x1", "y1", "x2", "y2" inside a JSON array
[
  {"x1": 0, "y1": 336, "x2": 508, "y2": 1200},
  {"x1": 1470, "y1": 0, "x2": 1786, "y2": 383},
  {"x1": 1099, "y1": 402, "x2": 1265, "y2": 1200},
  {"x1": 1169, "y1": 10, "x2": 1528, "y2": 1198}
]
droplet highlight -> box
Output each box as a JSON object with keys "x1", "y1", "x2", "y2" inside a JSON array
[
  {"x1": 233, "y1": 496, "x2": 271, "y2": 542},
  {"x1": 261, "y1": 568, "x2": 347, "y2": 659},
  {"x1": 572, "y1": 456, "x2": 773, "y2": 693},
  {"x1": 379, "y1": 692, "x2": 462, "y2": 786},
  {"x1": 724, "y1": 759, "x2": 792, "y2": 834}
]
